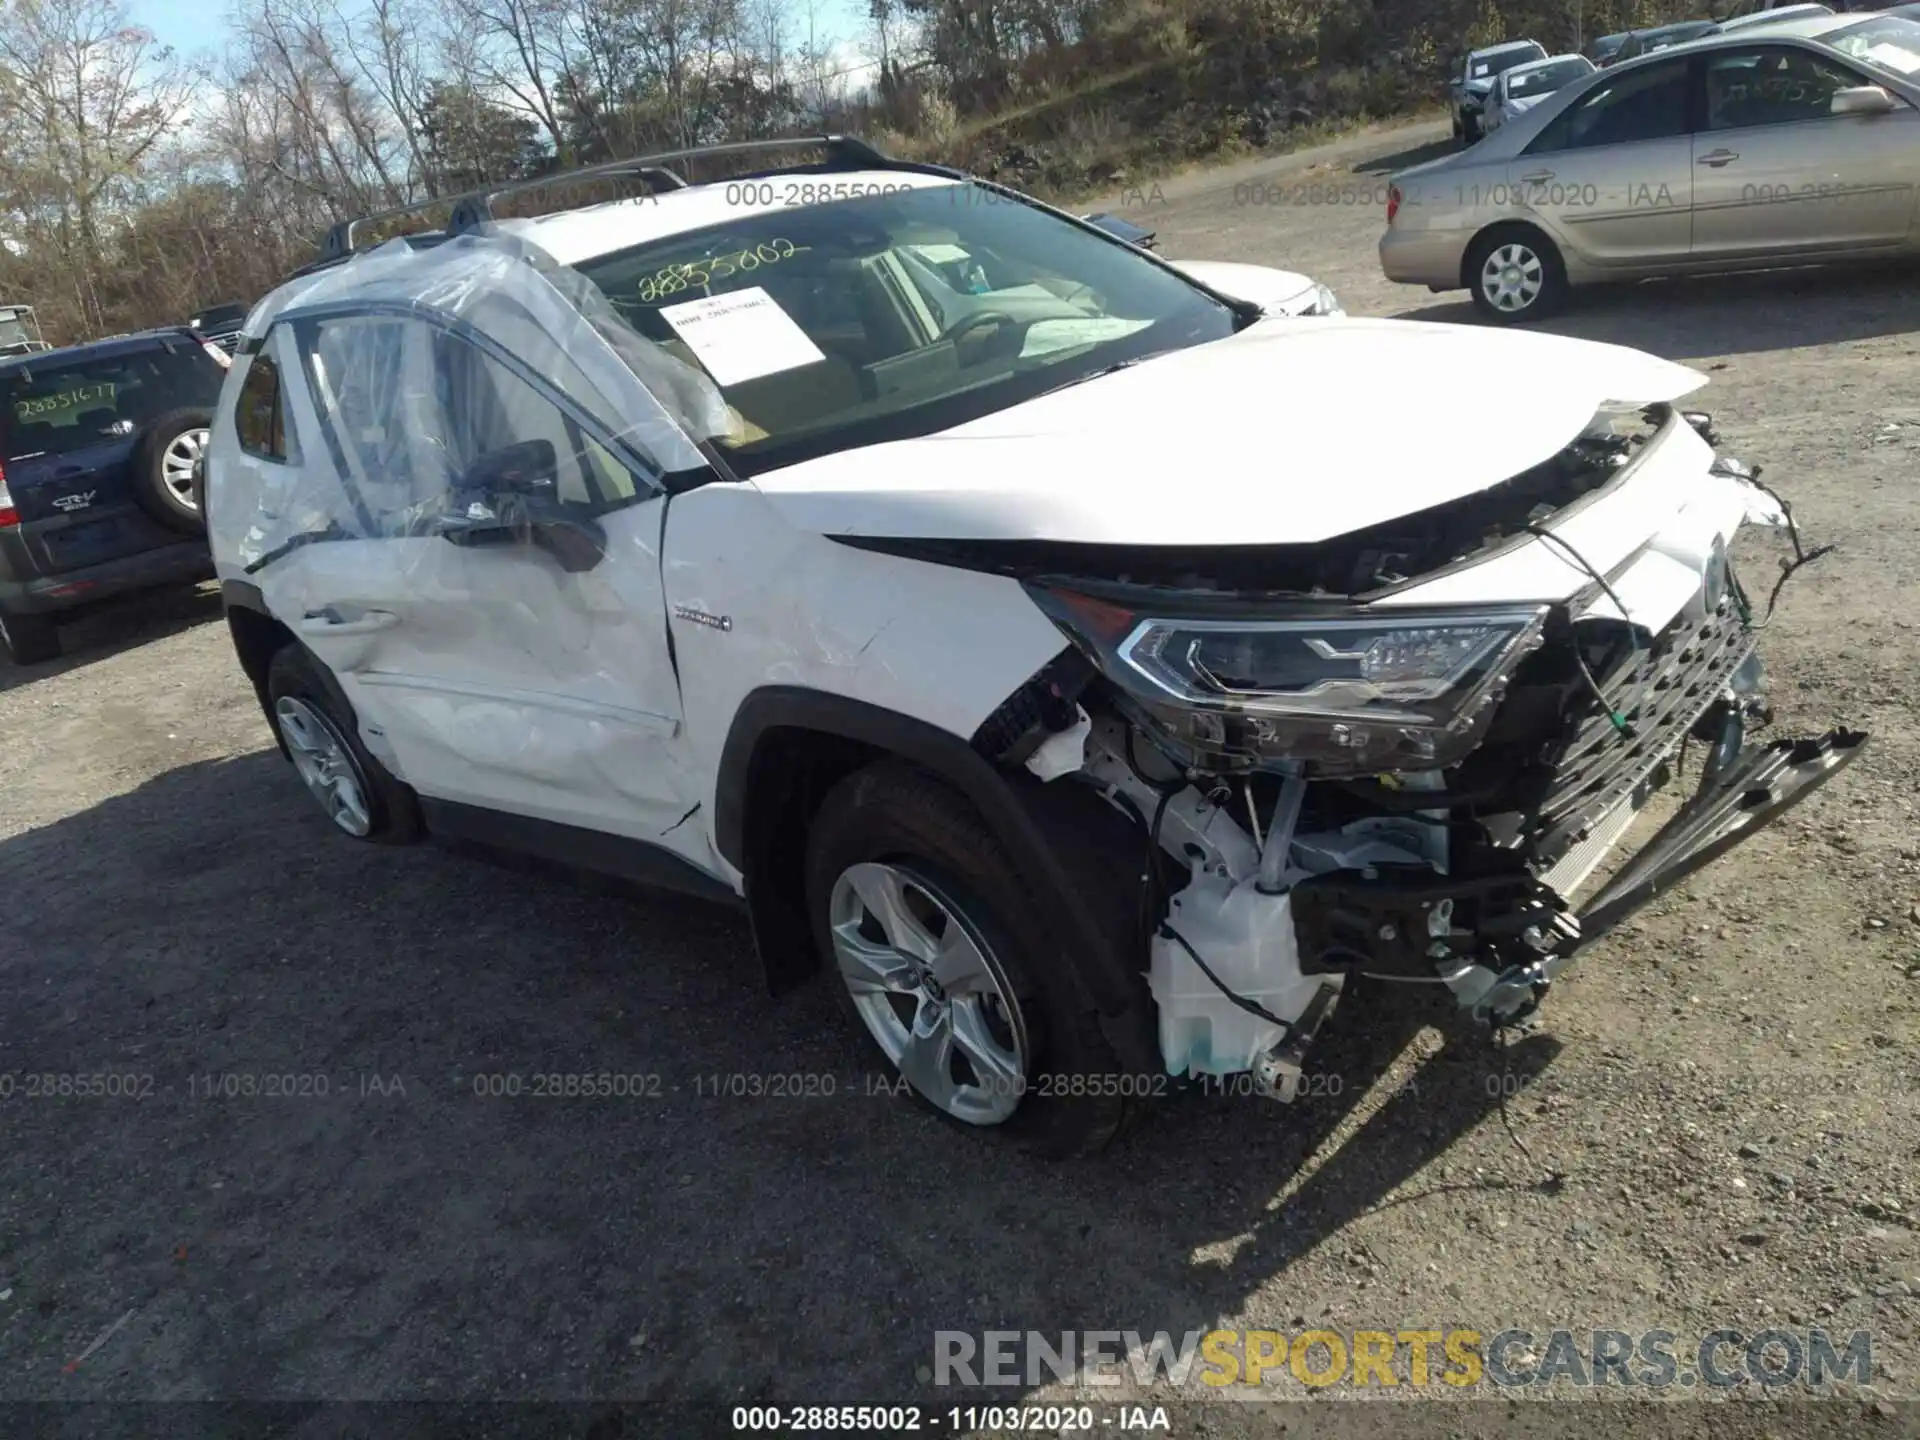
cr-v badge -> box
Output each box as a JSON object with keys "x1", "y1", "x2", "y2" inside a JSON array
[{"x1": 52, "y1": 491, "x2": 96, "y2": 512}]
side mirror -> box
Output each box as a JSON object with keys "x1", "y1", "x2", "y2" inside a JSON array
[
  {"x1": 1080, "y1": 212, "x2": 1157, "y2": 249},
  {"x1": 1832, "y1": 85, "x2": 1895, "y2": 116},
  {"x1": 457, "y1": 437, "x2": 557, "y2": 496},
  {"x1": 436, "y1": 437, "x2": 606, "y2": 573}
]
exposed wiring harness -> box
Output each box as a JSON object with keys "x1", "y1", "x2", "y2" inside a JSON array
[
  {"x1": 1734, "y1": 466, "x2": 1834, "y2": 629},
  {"x1": 1525, "y1": 521, "x2": 1647, "y2": 742},
  {"x1": 1144, "y1": 783, "x2": 1299, "y2": 1035},
  {"x1": 1161, "y1": 925, "x2": 1300, "y2": 1033},
  {"x1": 1492, "y1": 1025, "x2": 1535, "y2": 1160}
]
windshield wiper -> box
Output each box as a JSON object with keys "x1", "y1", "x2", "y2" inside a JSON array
[{"x1": 1027, "y1": 352, "x2": 1167, "y2": 402}]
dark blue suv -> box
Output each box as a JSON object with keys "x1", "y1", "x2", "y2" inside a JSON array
[{"x1": 0, "y1": 327, "x2": 229, "y2": 664}]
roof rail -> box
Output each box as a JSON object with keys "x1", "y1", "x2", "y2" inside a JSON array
[
  {"x1": 305, "y1": 228, "x2": 452, "y2": 275},
  {"x1": 441, "y1": 134, "x2": 901, "y2": 232},
  {"x1": 318, "y1": 134, "x2": 908, "y2": 262},
  {"x1": 321, "y1": 197, "x2": 459, "y2": 262}
]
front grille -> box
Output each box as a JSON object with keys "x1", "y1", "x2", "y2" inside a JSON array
[{"x1": 1480, "y1": 595, "x2": 1755, "y2": 864}]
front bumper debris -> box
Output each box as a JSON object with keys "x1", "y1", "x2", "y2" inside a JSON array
[
  {"x1": 1289, "y1": 727, "x2": 1867, "y2": 1026},
  {"x1": 1464, "y1": 727, "x2": 1867, "y2": 1025},
  {"x1": 1561, "y1": 726, "x2": 1867, "y2": 956}
]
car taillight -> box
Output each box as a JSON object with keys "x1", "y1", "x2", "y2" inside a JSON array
[
  {"x1": 201, "y1": 339, "x2": 231, "y2": 369},
  {"x1": 1386, "y1": 185, "x2": 1401, "y2": 225},
  {"x1": 0, "y1": 465, "x2": 16, "y2": 528}
]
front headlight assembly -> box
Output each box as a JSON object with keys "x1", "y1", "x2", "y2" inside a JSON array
[
  {"x1": 1285, "y1": 282, "x2": 1344, "y2": 317},
  {"x1": 1031, "y1": 587, "x2": 1548, "y2": 775}
]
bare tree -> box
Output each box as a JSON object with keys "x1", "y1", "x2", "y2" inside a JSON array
[
  {"x1": 234, "y1": 0, "x2": 414, "y2": 214},
  {"x1": 0, "y1": 0, "x2": 190, "y2": 331},
  {"x1": 444, "y1": 0, "x2": 576, "y2": 160}
]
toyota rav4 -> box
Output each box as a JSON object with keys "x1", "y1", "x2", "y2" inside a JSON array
[{"x1": 205, "y1": 138, "x2": 1863, "y2": 1156}]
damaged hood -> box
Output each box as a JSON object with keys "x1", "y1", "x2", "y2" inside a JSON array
[{"x1": 752, "y1": 317, "x2": 1706, "y2": 547}]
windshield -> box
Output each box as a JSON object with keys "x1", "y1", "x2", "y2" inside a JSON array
[
  {"x1": 0, "y1": 312, "x2": 40, "y2": 351},
  {"x1": 1821, "y1": 14, "x2": 1920, "y2": 73},
  {"x1": 573, "y1": 183, "x2": 1236, "y2": 476},
  {"x1": 1509, "y1": 58, "x2": 1594, "y2": 96},
  {"x1": 1472, "y1": 44, "x2": 1547, "y2": 78},
  {"x1": 192, "y1": 304, "x2": 247, "y2": 330},
  {"x1": 1591, "y1": 33, "x2": 1627, "y2": 57},
  {"x1": 0, "y1": 344, "x2": 225, "y2": 459}
]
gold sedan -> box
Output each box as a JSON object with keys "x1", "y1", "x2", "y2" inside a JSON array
[{"x1": 1379, "y1": 12, "x2": 1920, "y2": 321}]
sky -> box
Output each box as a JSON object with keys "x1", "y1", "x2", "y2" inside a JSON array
[
  {"x1": 136, "y1": 0, "x2": 239, "y2": 61},
  {"x1": 133, "y1": 0, "x2": 874, "y2": 66}
]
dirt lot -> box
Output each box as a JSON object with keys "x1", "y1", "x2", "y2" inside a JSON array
[{"x1": 2, "y1": 119, "x2": 1917, "y2": 1437}]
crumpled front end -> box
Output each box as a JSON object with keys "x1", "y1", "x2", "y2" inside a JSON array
[
  {"x1": 977, "y1": 406, "x2": 1866, "y2": 1094},
  {"x1": 1282, "y1": 587, "x2": 1865, "y2": 1030}
]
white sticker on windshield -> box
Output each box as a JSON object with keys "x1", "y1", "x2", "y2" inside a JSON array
[
  {"x1": 658, "y1": 286, "x2": 826, "y2": 386},
  {"x1": 1865, "y1": 41, "x2": 1920, "y2": 74}
]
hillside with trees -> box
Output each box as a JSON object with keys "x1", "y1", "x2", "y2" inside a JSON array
[{"x1": 0, "y1": 0, "x2": 1701, "y2": 343}]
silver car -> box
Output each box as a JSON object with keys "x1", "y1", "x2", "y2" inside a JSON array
[
  {"x1": 1451, "y1": 39, "x2": 1549, "y2": 142},
  {"x1": 1484, "y1": 53, "x2": 1598, "y2": 133},
  {"x1": 1380, "y1": 12, "x2": 1920, "y2": 321}
]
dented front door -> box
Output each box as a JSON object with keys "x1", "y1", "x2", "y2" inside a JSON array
[{"x1": 284, "y1": 308, "x2": 702, "y2": 854}]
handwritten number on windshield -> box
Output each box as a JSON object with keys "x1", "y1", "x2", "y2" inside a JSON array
[{"x1": 636, "y1": 239, "x2": 802, "y2": 302}]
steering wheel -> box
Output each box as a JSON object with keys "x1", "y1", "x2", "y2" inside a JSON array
[{"x1": 940, "y1": 309, "x2": 1028, "y2": 361}]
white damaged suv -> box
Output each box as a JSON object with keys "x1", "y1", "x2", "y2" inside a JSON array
[{"x1": 207, "y1": 138, "x2": 1863, "y2": 1156}]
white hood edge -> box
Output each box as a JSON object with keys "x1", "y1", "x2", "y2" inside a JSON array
[
  {"x1": 1163, "y1": 259, "x2": 1319, "y2": 313},
  {"x1": 751, "y1": 316, "x2": 1708, "y2": 549}
]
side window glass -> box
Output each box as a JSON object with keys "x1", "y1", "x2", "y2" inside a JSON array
[
  {"x1": 458, "y1": 289, "x2": 667, "y2": 493},
  {"x1": 430, "y1": 329, "x2": 637, "y2": 511},
  {"x1": 1528, "y1": 60, "x2": 1690, "y2": 151},
  {"x1": 235, "y1": 349, "x2": 292, "y2": 461},
  {"x1": 301, "y1": 312, "x2": 650, "y2": 540},
  {"x1": 304, "y1": 315, "x2": 450, "y2": 535},
  {"x1": 1705, "y1": 47, "x2": 1868, "y2": 129}
]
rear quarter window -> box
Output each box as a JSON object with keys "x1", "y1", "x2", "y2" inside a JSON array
[
  {"x1": 235, "y1": 351, "x2": 292, "y2": 461},
  {"x1": 1, "y1": 341, "x2": 225, "y2": 459}
]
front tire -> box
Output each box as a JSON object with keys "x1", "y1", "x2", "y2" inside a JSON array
[
  {"x1": 805, "y1": 761, "x2": 1129, "y2": 1157},
  {"x1": 1461, "y1": 112, "x2": 1481, "y2": 143},
  {"x1": 266, "y1": 645, "x2": 420, "y2": 843},
  {"x1": 0, "y1": 608, "x2": 61, "y2": 665},
  {"x1": 1467, "y1": 225, "x2": 1568, "y2": 323}
]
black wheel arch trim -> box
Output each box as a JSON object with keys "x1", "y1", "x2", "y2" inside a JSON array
[
  {"x1": 222, "y1": 578, "x2": 294, "y2": 756},
  {"x1": 222, "y1": 577, "x2": 271, "y2": 615},
  {"x1": 715, "y1": 685, "x2": 1158, "y2": 1071}
]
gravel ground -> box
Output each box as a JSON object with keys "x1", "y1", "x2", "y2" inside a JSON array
[{"x1": 1, "y1": 119, "x2": 1916, "y2": 1439}]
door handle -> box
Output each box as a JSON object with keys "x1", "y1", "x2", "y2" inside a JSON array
[
  {"x1": 1517, "y1": 169, "x2": 1555, "y2": 184},
  {"x1": 299, "y1": 609, "x2": 398, "y2": 636},
  {"x1": 1697, "y1": 149, "x2": 1739, "y2": 167}
]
